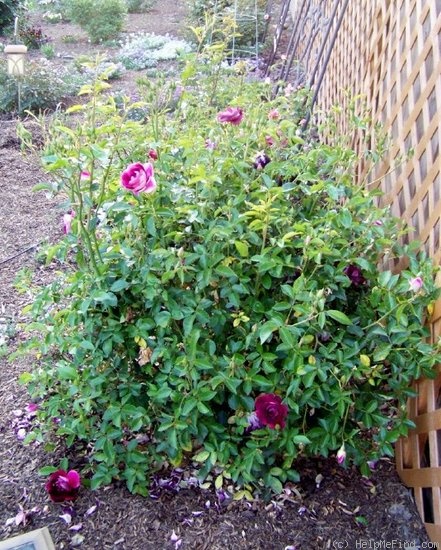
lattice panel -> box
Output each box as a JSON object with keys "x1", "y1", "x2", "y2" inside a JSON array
[
  {"x1": 286, "y1": 0, "x2": 441, "y2": 542},
  {"x1": 287, "y1": 0, "x2": 441, "y2": 263},
  {"x1": 396, "y1": 290, "x2": 441, "y2": 541},
  {"x1": 368, "y1": 0, "x2": 441, "y2": 265}
]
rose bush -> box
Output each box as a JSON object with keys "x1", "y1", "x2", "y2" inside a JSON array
[{"x1": 18, "y1": 47, "x2": 441, "y2": 497}]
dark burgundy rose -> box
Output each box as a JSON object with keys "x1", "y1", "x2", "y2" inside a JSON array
[
  {"x1": 255, "y1": 393, "x2": 288, "y2": 429},
  {"x1": 253, "y1": 151, "x2": 271, "y2": 170},
  {"x1": 148, "y1": 148, "x2": 158, "y2": 160},
  {"x1": 343, "y1": 264, "x2": 366, "y2": 286},
  {"x1": 45, "y1": 470, "x2": 81, "y2": 503}
]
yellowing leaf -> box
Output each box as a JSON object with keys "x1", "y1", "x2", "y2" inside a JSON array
[
  {"x1": 66, "y1": 104, "x2": 85, "y2": 113},
  {"x1": 233, "y1": 489, "x2": 254, "y2": 501},
  {"x1": 134, "y1": 336, "x2": 146, "y2": 348},
  {"x1": 193, "y1": 450, "x2": 210, "y2": 462},
  {"x1": 234, "y1": 240, "x2": 249, "y2": 257},
  {"x1": 215, "y1": 474, "x2": 223, "y2": 490},
  {"x1": 360, "y1": 354, "x2": 371, "y2": 367}
]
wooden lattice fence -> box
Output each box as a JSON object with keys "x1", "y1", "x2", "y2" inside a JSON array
[{"x1": 278, "y1": 0, "x2": 441, "y2": 541}]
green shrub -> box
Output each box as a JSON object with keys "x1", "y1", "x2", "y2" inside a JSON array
[
  {"x1": 125, "y1": 0, "x2": 155, "y2": 13},
  {"x1": 0, "y1": 0, "x2": 20, "y2": 33},
  {"x1": 0, "y1": 59, "x2": 87, "y2": 114},
  {"x1": 67, "y1": 0, "x2": 127, "y2": 43},
  {"x1": 20, "y1": 50, "x2": 441, "y2": 497},
  {"x1": 187, "y1": 0, "x2": 267, "y2": 55}
]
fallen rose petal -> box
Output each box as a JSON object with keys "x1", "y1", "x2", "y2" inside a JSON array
[
  {"x1": 70, "y1": 534, "x2": 85, "y2": 547},
  {"x1": 69, "y1": 523, "x2": 83, "y2": 531},
  {"x1": 12, "y1": 409, "x2": 23, "y2": 417},
  {"x1": 171, "y1": 529, "x2": 182, "y2": 548},
  {"x1": 85, "y1": 504, "x2": 97, "y2": 516},
  {"x1": 15, "y1": 510, "x2": 27, "y2": 526},
  {"x1": 16, "y1": 428, "x2": 26, "y2": 440},
  {"x1": 59, "y1": 513, "x2": 72, "y2": 524}
]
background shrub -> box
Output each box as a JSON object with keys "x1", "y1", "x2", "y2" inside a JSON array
[
  {"x1": 0, "y1": 59, "x2": 87, "y2": 114},
  {"x1": 18, "y1": 24, "x2": 49, "y2": 49},
  {"x1": 187, "y1": 0, "x2": 268, "y2": 54},
  {"x1": 66, "y1": 0, "x2": 127, "y2": 43},
  {"x1": 125, "y1": 0, "x2": 155, "y2": 13},
  {"x1": 0, "y1": 0, "x2": 20, "y2": 33}
]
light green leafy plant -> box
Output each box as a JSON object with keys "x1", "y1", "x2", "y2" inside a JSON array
[
  {"x1": 117, "y1": 32, "x2": 192, "y2": 71},
  {"x1": 18, "y1": 43, "x2": 441, "y2": 497},
  {"x1": 125, "y1": 0, "x2": 155, "y2": 13}
]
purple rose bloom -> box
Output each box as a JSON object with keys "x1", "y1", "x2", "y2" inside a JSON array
[
  {"x1": 255, "y1": 393, "x2": 288, "y2": 429},
  {"x1": 45, "y1": 470, "x2": 81, "y2": 503},
  {"x1": 217, "y1": 106, "x2": 243, "y2": 125},
  {"x1": 245, "y1": 411, "x2": 264, "y2": 433},
  {"x1": 253, "y1": 151, "x2": 271, "y2": 170},
  {"x1": 344, "y1": 264, "x2": 366, "y2": 286},
  {"x1": 121, "y1": 162, "x2": 156, "y2": 195}
]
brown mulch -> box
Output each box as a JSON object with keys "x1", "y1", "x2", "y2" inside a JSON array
[{"x1": 0, "y1": 2, "x2": 433, "y2": 548}]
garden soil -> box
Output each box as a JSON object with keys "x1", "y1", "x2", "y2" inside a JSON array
[{"x1": 0, "y1": 2, "x2": 433, "y2": 548}]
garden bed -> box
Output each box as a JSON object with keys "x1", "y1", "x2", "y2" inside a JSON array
[{"x1": 0, "y1": 1, "x2": 436, "y2": 548}]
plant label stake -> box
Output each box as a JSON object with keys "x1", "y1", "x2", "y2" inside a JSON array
[{"x1": 4, "y1": 18, "x2": 27, "y2": 114}]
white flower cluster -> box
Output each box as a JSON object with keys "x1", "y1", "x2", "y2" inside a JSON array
[{"x1": 117, "y1": 33, "x2": 192, "y2": 71}]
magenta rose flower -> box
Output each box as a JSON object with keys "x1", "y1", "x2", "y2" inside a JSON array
[
  {"x1": 148, "y1": 149, "x2": 158, "y2": 161},
  {"x1": 121, "y1": 162, "x2": 157, "y2": 195},
  {"x1": 45, "y1": 469, "x2": 81, "y2": 503},
  {"x1": 255, "y1": 393, "x2": 288, "y2": 429},
  {"x1": 217, "y1": 106, "x2": 243, "y2": 125}
]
